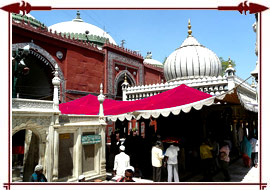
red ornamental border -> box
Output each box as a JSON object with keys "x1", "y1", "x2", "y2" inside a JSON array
[
  {"x1": 2, "y1": 1, "x2": 268, "y2": 190},
  {"x1": 0, "y1": 1, "x2": 269, "y2": 15}
]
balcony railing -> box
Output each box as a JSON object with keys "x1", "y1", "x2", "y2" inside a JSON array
[{"x1": 12, "y1": 98, "x2": 54, "y2": 112}]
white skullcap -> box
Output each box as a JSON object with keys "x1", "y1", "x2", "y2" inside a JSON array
[
  {"x1": 119, "y1": 145, "x2": 125, "y2": 151},
  {"x1": 120, "y1": 138, "x2": 125, "y2": 142},
  {"x1": 78, "y1": 175, "x2": 85, "y2": 180},
  {"x1": 34, "y1": 165, "x2": 43, "y2": 172},
  {"x1": 125, "y1": 166, "x2": 134, "y2": 172}
]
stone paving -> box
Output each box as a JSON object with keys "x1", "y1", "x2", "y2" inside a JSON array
[
  {"x1": 186, "y1": 158, "x2": 259, "y2": 182},
  {"x1": 106, "y1": 158, "x2": 259, "y2": 183}
]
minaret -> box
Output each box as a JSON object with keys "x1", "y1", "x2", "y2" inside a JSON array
[
  {"x1": 225, "y1": 57, "x2": 236, "y2": 77},
  {"x1": 251, "y1": 78, "x2": 256, "y2": 89},
  {"x1": 225, "y1": 57, "x2": 236, "y2": 91}
]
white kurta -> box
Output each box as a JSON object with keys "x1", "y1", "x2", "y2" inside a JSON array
[
  {"x1": 113, "y1": 152, "x2": 130, "y2": 176},
  {"x1": 151, "y1": 146, "x2": 164, "y2": 167},
  {"x1": 165, "y1": 145, "x2": 180, "y2": 164}
]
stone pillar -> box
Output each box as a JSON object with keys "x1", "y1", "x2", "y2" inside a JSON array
[
  {"x1": 100, "y1": 126, "x2": 106, "y2": 176},
  {"x1": 39, "y1": 140, "x2": 46, "y2": 167},
  {"x1": 23, "y1": 130, "x2": 32, "y2": 167},
  {"x1": 75, "y1": 127, "x2": 82, "y2": 179},
  {"x1": 98, "y1": 83, "x2": 107, "y2": 178},
  {"x1": 98, "y1": 83, "x2": 105, "y2": 123},
  {"x1": 52, "y1": 64, "x2": 60, "y2": 111},
  {"x1": 44, "y1": 121, "x2": 55, "y2": 182},
  {"x1": 52, "y1": 65, "x2": 61, "y2": 125},
  {"x1": 52, "y1": 130, "x2": 59, "y2": 181}
]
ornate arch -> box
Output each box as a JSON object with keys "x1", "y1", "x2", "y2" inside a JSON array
[
  {"x1": 12, "y1": 116, "x2": 51, "y2": 143},
  {"x1": 12, "y1": 124, "x2": 44, "y2": 143},
  {"x1": 114, "y1": 70, "x2": 136, "y2": 95},
  {"x1": 12, "y1": 42, "x2": 66, "y2": 102}
]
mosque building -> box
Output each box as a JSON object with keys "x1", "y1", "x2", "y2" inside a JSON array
[
  {"x1": 11, "y1": 11, "x2": 164, "y2": 182},
  {"x1": 117, "y1": 19, "x2": 258, "y2": 178},
  {"x1": 11, "y1": 11, "x2": 257, "y2": 182}
]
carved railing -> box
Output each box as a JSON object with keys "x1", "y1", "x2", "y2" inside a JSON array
[
  {"x1": 12, "y1": 98, "x2": 54, "y2": 112},
  {"x1": 59, "y1": 115, "x2": 101, "y2": 124},
  {"x1": 125, "y1": 76, "x2": 229, "y2": 100}
]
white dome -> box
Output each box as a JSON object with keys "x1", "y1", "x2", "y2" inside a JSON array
[
  {"x1": 144, "y1": 59, "x2": 163, "y2": 67},
  {"x1": 48, "y1": 11, "x2": 117, "y2": 45},
  {"x1": 143, "y1": 52, "x2": 163, "y2": 67},
  {"x1": 164, "y1": 20, "x2": 221, "y2": 81}
]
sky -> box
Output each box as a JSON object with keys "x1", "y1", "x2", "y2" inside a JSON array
[{"x1": 30, "y1": 10, "x2": 257, "y2": 84}]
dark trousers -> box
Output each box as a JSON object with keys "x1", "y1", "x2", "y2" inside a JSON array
[
  {"x1": 153, "y1": 166, "x2": 162, "y2": 182},
  {"x1": 251, "y1": 152, "x2": 258, "y2": 166},
  {"x1": 201, "y1": 158, "x2": 213, "y2": 181},
  {"x1": 220, "y1": 160, "x2": 230, "y2": 181}
]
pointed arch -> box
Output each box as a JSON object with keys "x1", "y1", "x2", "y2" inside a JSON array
[
  {"x1": 12, "y1": 42, "x2": 66, "y2": 102},
  {"x1": 114, "y1": 70, "x2": 136, "y2": 97}
]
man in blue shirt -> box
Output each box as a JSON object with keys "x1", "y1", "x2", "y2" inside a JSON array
[{"x1": 30, "y1": 165, "x2": 47, "y2": 182}]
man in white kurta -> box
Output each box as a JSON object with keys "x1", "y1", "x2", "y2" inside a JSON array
[
  {"x1": 113, "y1": 145, "x2": 130, "y2": 177},
  {"x1": 165, "y1": 144, "x2": 180, "y2": 182},
  {"x1": 151, "y1": 141, "x2": 164, "y2": 182}
]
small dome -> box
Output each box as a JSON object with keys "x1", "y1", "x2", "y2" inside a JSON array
[
  {"x1": 164, "y1": 20, "x2": 221, "y2": 81},
  {"x1": 143, "y1": 52, "x2": 163, "y2": 68},
  {"x1": 48, "y1": 11, "x2": 117, "y2": 45}
]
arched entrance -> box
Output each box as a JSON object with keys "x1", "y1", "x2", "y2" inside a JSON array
[
  {"x1": 114, "y1": 71, "x2": 136, "y2": 100},
  {"x1": 12, "y1": 129, "x2": 40, "y2": 182},
  {"x1": 15, "y1": 52, "x2": 54, "y2": 100},
  {"x1": 12, "y1": 43, "x2": 65, "y2": 101}
]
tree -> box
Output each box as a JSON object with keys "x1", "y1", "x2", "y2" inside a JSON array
[
  {"x1": 220, "y1": 57, "x2": 236, "y2": 76},
  {"x1": 162, "y1": 56, "x2": 167, "y2": 64}
]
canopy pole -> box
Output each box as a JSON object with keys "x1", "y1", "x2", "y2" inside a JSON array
[{"x1": 98, "y1": 83, "x2": 106, "y2": 123}]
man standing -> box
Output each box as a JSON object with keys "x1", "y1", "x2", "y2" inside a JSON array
[
  {"x1": 30, "y1": 165, "x2": 47, "y2": 182},
  {"x1": 219, "y1": 142, "x2": 231, "y2": 181},
  {"x1": 200, "y1": 139, "x2": 213, "y2": 181},
  {"x1": 151, "y1": 141, "x2": 164, "y2": 182},
  {"x1": 113, "y1": 145, "x2": 130, "y2": 177},
  {"x1": 164, "y1": 143, "x2": 180, "y2": 182},
  {"x1": 249, "y1": 135, "x2": 258, "y2": 168}
]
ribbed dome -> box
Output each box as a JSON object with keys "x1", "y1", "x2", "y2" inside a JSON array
[
  {"x1": 48, "y1": 11, "x2": 117, "y2": 45},
  {"x1": 164, "y1": 20, "x2": 221, "y2": 81},
  {"x1": 143, "y1": 52, "x2": 163, "y2": 67}
]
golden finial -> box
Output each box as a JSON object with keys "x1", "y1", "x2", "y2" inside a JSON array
[
  {"x1": 124, "y1": 73, "x2": 127, "y2": 83},
  {"x1": 76, "y1": 11, "x2": 81, "y2": 19},
  {"x1": 228, "y1": 57, "x2": 232, "y2": 68},
  {"x1": 188, "y1": 19, "x2": 192, "y2": 36}
]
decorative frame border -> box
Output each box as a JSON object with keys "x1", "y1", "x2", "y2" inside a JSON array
[{"x1": 2, "y1": 1, "x2": 268, "y2": 189}]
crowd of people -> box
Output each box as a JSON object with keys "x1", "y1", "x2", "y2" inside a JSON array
[
  {"x1": 28, "y1": 127, "x2": 258, "y2": 183},
  {"x1": 109, "y1": 128, "x2": 259, "y2": 183}
]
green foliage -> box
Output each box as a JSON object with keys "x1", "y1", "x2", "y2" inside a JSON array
[
  {"x1": 220, "y1": 57, "x2": 236, "y2": 76},
  {"x1": 162, "y1": 57, "x2": 167, "y2": 64}
]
